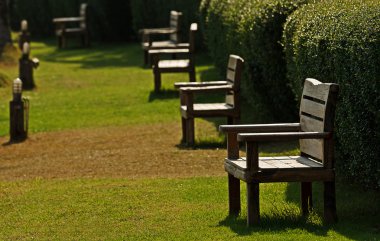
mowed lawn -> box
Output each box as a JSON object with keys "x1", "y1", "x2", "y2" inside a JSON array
[{"x1": 0, "y1": 41, "x2": 379, "y2": 240}]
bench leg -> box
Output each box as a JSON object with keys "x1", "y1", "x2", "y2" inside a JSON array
[
  {"x1": 228, "y1": 174, "x2": 241, "y2": 216},
  {"x1": 62, "y1": 36, "x2": 67, "y2": 48},
  {"x1": 186, "y1": 118, "x2": 194, "y2": 146},
  {"x1": 189, "y1": 69, "x2": 196, "y2": 82},
  {"x1": 247, "y1": 182, "x2": 260, "y2": 226},
  {"x1": 153, "y1": 69, "x2": 161, "y2": 92},
  {"x1": 181, "y1": 117, "x2": 187, "y2": 143},
  {"x1": 144, "y1": 50, "x2": 148, "y2": 66},
  {"x1": 227, "y1": 117, "x2": 233, "y2": 125},
  {"x1": 324, "y1": 181, "x2": 338, "y2": 223},
  {"x1": 301, "y1": 182, "x2": 313, "y2": 215},
  {"x1": 81, "y1": 35, "x2": 85, "y2": 47},
  {"x1": 84, "y1": 34, "x2": 90, "y2": 47},
  {"x1": 57, "y1": 36, "x2": 63, "y2": 48}
]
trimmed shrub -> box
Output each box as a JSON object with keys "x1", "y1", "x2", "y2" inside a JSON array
[
  {"x1": 283, "y1": 0, "x2": 380, "y2": 188},
  {"x1": 130, "y1": 0, "x2": 202, "y2": 46},
  {"x1": 9, "y1": 0, "x2": 133, "y2": 41},
  {"x1": 200, "y1": 0, "x2": 311, "y2": 122}
]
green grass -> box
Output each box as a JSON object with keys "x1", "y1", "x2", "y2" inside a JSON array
[
  {"x1": 0, "y1": 40, "x2": 224, "y2": 135},
  {"x1": 0, "y1": 177, "x2": 378, "y2": 240},
  {"x1": 0, "y1": 40, "x2": 378, "y2": 240}
]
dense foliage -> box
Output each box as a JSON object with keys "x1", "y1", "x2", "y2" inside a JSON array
[
  {"x1": 200, "y1": 0, "x2": 311, "y2": 122},
  {"x1": 9, "y1": 0, "x2": 133, "y2": 41},
  {"x1": 130, "y1": 0, "x2": 202, "y2": 46},
  {"x1": 283, "y1": 0, "x2": 380, "y2": 188}
]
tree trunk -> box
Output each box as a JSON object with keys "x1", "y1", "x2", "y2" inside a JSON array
[{"x1": 0, "y1": 0, "x2": 12, "y2": 55}]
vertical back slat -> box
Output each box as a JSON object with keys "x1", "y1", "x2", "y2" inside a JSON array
[
  {"x1": 169, "y1": 11, "x2": 182, "y2": 43},
  {"x1": 299, "y1": 78, "x2": 339, "y2": 163},
  {"x1": 226, "y1": 69, "x2": 235, "y2": 83},
  {"x1": 188, "y1": 23, "x2": 197, "y2": 53},
  {"x1": 79, "y1": 4, "x2": 87, "y2": 29},
  {"x1": 225, "y1": 55, "x2": 244, "y2": 89},
  {"x1": 225, "y1": 93, "x2": 234, "y2": 106}
]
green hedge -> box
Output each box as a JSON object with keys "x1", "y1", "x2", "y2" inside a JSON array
[
  {"x1": 130, "y1": 0, "x2": 202, "y2": 45},
  {"x1": 200, "y1": 0, "x2": 311, "y2": 122},
  {"x1": 283, "y1": 0, "x2": 380, "y2": 188},
  {"x1": 9, "y1": 0, "x2": 133, "y2": 41}
]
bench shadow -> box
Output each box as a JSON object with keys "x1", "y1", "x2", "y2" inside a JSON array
[
  {"x1": 175, "y1": 140, "x2": 224, "y2": 150},
  {"x1": 37, "y1": 41, "x2": 143, "y2": 68},
  {"x1": 284, "y1": 181, "x2": 380, "y2": 240},
  {"x1": 217, "y1": 214, "x2": 330, "y2": 237},
  {"x1": 148, "y1": 89, "x2": 179, "y2": 102}
]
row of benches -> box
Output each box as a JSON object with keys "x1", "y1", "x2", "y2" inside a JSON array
[
  {"x1": 50, "y1": 7, "x2": 340, "y2": 227},
  {"x1": 139, "y1": 11, "x2": 339, "y2": 227}
]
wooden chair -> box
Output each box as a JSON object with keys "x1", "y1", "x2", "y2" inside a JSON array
[
  {"x1": 140, "y1": 11, "x2": 183, "y2": 66},
  {"x1": 219, "y1": 78, "x2": 339, "y2": 226},
  {"x1": 150, "y1": 23, "x2": 198, "y2": 92},
  {"x1": 178, "y1": 55, "x2": 244, "y2": 146},
  {"x1": 53, "y1": 3, "x2": 89, "y2": 48}
]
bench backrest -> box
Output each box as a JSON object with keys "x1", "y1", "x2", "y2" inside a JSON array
[
  {"x1": 188, "y1": 23, "x2": 198, "y2": 53},
  {"x1": 79, "y1": 3, "x2": 88, "y2": 30},
  {"x1": 225, "y1": 55, "x2": 244, "y2": 107},
  {"x1": 299, "y1": 78, "x2": 339, "y2": 163},
  {"x1": 169, "y1": 11, "x2": 182, "y2": 43}
]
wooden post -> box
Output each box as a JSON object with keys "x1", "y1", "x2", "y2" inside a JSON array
[
  {"x1": 185, "y1": 92, "x2": 194, "y2": 146},
  {"x1": 19, "y1": 43, "x2": 38, "y2": 90},
  {"x1": 228, "y1": 174, "x2": 240, "y2": 216},
  {"x1": 246, "y1": 142, "x2": 259, "y2": 225},
  {"x1": 227, "y1": 132, "x2": 240, "y2": 215},
  {"x1": 10, "y1": 100, "x2": 26, "y2": 142},
  {"x1": 247, "y1": 182, "x2": 259, "y2": 226},
  {"x1": 301, "y1": 182, "x2": 313, "y2": 215},
  {"x1": 324, "y1": 181, "x2": 338, "y2": 223}
]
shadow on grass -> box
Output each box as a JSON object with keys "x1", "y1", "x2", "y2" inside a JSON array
[
  {"x1": 218, "y1": 214, "x2": 330, "y2": 237},
  {"x1": 148, "y1": 89, "x2": 179, "y2": 102},
  {"x1": 37, "y1": 41, "x2": 144, "y2": 68},
  {"x1": 284, "y1": 182, "x2": 380, "y2": 240},
  {"x1": 175, "y1": 140, "x2": 224, "y2": 150}
]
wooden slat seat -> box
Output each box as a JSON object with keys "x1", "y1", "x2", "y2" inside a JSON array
[
  {"x1": 158, "y1": 59, "x2": 190, "y2": 69},
  {"x1": 143, "y1": 41, "x2": 190, "y2": 49},
  {"x1": 226, "y1": 156, "x2": 323, "y2": 171},
  {"x1": 177, "y1": 55, "x2": 244, "y2": 146},
  {"x1": 219, "y1": 78, "x2": 339, "y2": 226},
  {"x1": 151, "y1": 23, "x2": 198, "y2": 92},
  {"x1": 181, "y1": 103, "x2": 235, "y2": 118}
]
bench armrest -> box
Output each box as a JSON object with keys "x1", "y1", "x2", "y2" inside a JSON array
[
  {"x1": 219, "y1": 123, "x2": 301, "y2": 133},
  {"x1": 148, "y1": 48, "x2": 190, "y2": 55},
  {"x1": 174, "y1": 81, "x2": 229, "y2": 89},
  {"x1": 53, "y1": 17, "x2": 84, "y2": 24},
  {"x1": 238, "y1": 131, "x2": 331, "y2": 142},
  {"x1": 180, "y1": 85, "x2": 233, "y2": 94},
  {"x1": 139, "y1": 28, "x2": 176, "y2": 35}
]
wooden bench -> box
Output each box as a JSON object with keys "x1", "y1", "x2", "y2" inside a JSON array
[
  {"x1": 220, "y1": 78, "x2": 339, "y2": 226},
  {"x1": 140, "y1": 11, "x2": 182, "y2": 66},
  {"x1": 53, "y1": 3, "x2": 89, "y2": 48},
  {"x1": 177, "y1": 55, "x2": 244, "y2": 146},
  {"x1": 150, "y1": 23, "x2": 198, "y2": 92}
]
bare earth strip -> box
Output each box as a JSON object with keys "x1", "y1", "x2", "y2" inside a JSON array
[{"x1": 0, "y1": 122, "x2": 227, "y2": 181}]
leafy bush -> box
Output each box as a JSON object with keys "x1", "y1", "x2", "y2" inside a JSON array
[
  {"x1": 283, "y1": 0, "x2": 380, "y2": 188},
  {"x1": 130, "y1": 0, "x2": 202, "y2": 45},
  {"x1": 9, "y1": 0, "x2": 133, "y2": 41},
  {"x1": 200, "y1": 0, "x2": 311, "y2": 122}
]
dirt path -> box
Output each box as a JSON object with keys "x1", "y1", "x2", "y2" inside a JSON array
[{"x1": 0, "y1": 122, "x2": 227, "y2": 181}]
